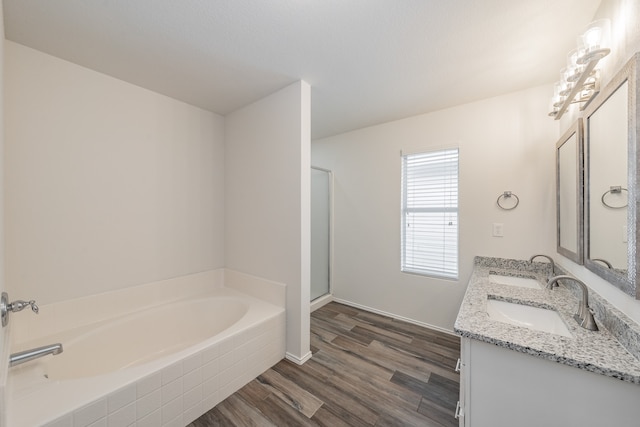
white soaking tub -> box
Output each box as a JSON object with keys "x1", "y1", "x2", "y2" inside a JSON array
[{"x1": 7, "y1": 271, "x2": 286, "y2": 427}]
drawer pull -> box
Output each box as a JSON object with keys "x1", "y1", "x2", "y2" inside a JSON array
[
  {"x1": 455, "y1": 358, "x2": 461, "y2": 372},
  {"x1": 455, "y1": 401, "x2": 463, "y2": 419}
]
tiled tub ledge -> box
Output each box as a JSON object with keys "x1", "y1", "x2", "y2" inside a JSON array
[
  {"x1": 455, "y1": 256, "x2": 640, "y2": 384},
  {"x1": 6, "y1": 269, "x2": 287, "y2": 427}
]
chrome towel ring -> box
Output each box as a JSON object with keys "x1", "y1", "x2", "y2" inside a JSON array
[
  {"x1": 497, "y1": 191, "x2": 519, "y2": 210},
  {"x1": 601, "y1": 186, "x2": 627, "y2": 209}
]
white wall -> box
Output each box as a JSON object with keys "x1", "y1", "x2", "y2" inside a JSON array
[
  {"x1": 557, "y1": 0, "x2": 640, "y2": 323},
  {"x1": 312, "y1": 85, "x2": 558, "y2": 331},
  {"x1": 225, "y1": 81, "x2": 311, "y2": 362},
  {"x1": 4, "y1": 41, "x2": 225, "y2": 305}
]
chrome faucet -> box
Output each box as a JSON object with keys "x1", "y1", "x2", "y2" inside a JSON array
[
  {"x1": 592, "y1": 258, "x2": 613, "y2": 269},
  {"x1": 529, "y1": 254, "x2": 555, "y2": 277},
  {"x1": 1, "y1": 292, "x2": 39, "y2": 327},
  {"x1": 9, "y1": 343, "x2": 63, "y2": 367},
  {"x1": 547, "y1": 275, "x2": 598, "y2": 331}
]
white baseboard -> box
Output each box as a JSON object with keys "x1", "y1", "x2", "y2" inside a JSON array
[
  {"x1": 310, "y1": 294, "x2": 333, "y2": 312},
  {"x1": 332, "y1": 298, "x2": 457, "y2": 337},
  {"x1": 285, "y1": 351, "x2": 313, "y2": 365}
]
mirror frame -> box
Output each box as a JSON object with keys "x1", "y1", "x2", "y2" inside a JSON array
[
  {"x1": 584, "y1": 52, "x2": 639, "y2": 299},
  {"x1": 556, "y1": 119, "x2": 584, "y2": 264}
]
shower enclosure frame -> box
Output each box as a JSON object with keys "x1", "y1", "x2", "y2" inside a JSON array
[{"x1": 310, "y1": 166, "x2": 333, "y2": 305}]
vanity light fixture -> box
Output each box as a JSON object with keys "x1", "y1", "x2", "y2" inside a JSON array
[{"x1": 549, "y1": 19, "x2": 611, "y2": 119}]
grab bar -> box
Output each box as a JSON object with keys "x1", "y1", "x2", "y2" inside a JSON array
[{"x1": 9, "y1": 343, "x2": 63, "y2": 367}]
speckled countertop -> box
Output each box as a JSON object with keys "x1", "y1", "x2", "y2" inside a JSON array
[{"x1": 454, "y1": 257, "x2": 640, "y2": 384}]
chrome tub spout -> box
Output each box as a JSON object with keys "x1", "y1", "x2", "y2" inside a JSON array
[{"x1": 9, "y1": 343, "x2": 63, "y2": 367}]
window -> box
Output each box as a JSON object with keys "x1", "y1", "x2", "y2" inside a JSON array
[{"x1": 401, "y1": 148, "x2": 459, "y2": 279}]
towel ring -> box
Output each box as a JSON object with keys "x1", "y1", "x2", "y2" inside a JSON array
[
  {"x1": 496, "y1": 191, "x2": 519, "y2": 210},
  {"x1": 601, "y1": 186, "x2": 628, "y2": 209}
]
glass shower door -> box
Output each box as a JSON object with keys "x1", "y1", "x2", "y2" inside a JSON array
[{"x1": 311, "y1": 167, "x2": 331, "y2": 301}]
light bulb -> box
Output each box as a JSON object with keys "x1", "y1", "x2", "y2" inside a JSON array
[
  {"x1": 559, "y1": 68, "x2": 573, "y2": 96},
  {"x1": 566, "y1": 49, "x2": 583, "y2": 82},
  {"x1": 552, "y1": 82, "x2": 566, "y2": 108},
  {"x1": 577, "y1": 19, "x2": 611, "y2": 64}
]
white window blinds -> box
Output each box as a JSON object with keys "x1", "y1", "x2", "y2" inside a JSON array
[{"x1": 401, "y1": 148, "x2": 459, "y2": 279}]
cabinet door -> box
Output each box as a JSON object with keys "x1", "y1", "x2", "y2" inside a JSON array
[{"x1": 456, "y1": 337, "x2": 470, "y2": 427}]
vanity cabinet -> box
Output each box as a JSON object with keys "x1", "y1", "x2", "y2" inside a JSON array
[
  {"x1": 455, "y1": 338, "x2": 469, "y2": 427},
  {"x1": 457, "y1": 337, "x2": 640, "y2": 427}
]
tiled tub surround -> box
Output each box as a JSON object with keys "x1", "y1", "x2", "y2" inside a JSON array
[
  {"x1": 6, "y1": 269, "x2": 286, "y2": 427},
  {"x1": 455, "y1": 256, "x2": 640, "y2": 384}
]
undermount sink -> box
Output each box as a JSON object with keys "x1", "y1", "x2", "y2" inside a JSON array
[
  {"x1": 489, "y1": 274, "x2": 541, "y2": 289},
  {"x1": 486, "y1": 299, "x2": 572, "y2": 338}
]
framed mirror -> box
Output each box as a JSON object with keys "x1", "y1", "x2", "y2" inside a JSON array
[
  {"x1": 556, "y1": 119, "x2": 583, "y2": 264},
  {"x1": 584, "y1": 52, "x2": 639, "y2": 299}
]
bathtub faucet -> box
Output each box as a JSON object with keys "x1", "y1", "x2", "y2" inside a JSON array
[
  {"x1": 1, "y1": 292, "x2": 39, "y2": 327},
  {"x1": 9, "y1": 343, "x2": 63, "y2": 367}
]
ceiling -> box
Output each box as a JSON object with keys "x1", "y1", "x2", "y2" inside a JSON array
[{"x1": 3, "y1": 0, "x2": 601, "y2": 139}]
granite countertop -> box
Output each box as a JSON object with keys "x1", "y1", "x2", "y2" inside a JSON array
[{"x1": 454, "y1": 257, "x2": 640, "y2": 384}]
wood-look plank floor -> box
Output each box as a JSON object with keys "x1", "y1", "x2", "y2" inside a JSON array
[{"x1": 189, "y1": 302, "x2": 461, "y2": 426}]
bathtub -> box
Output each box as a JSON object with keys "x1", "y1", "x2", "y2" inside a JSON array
[{"x1": 6, "y1": 270, "x2": 286, "y2": 427}]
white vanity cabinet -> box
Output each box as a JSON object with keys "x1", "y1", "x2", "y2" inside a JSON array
[
  {"x1": 457, "y1": 337, "x2": 640, "y2": 427},
  {"x1": 455, "y1": 338, "x2": 469, "y2": 427}
]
